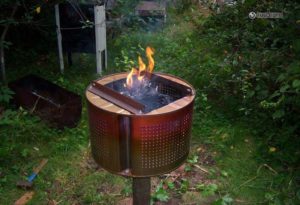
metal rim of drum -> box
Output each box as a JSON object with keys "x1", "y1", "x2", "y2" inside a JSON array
[{"x1": 86, "y1": 72, "x2": 195, "y2": 177}]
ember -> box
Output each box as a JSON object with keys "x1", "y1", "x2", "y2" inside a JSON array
[{"x1": 106, "y1": 75, "x2": 183, "y2": 113}]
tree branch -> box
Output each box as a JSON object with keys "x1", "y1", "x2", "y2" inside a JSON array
[
  {"x1": 1, "y1": 4, "x2": 19, "y2": 42},
  {"x1": 1, "y1": 3, "x2": 19, "y2": 84}
]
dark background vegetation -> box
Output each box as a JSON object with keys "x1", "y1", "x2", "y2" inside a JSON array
[{"x1": 0, "y1": 0, "x2": 299, "y2": 204}]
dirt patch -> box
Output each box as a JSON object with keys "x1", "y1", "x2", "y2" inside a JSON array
[
  {"x1": 155, "y1": 198, "x2": 182, "y2": 205},
  {"x1": 117, "y1": 197, "x2": 132, "y2": 205},
  {"x1": 79, "y1": 150, "x2": 104, "y2": 173},
  {"x1": 97, "y1": 182, "x2": 123, "y2": 195},
  {"x1": 149, "y1": 144, "x2": 219, "y2": 204},
  {"x1": 182, "y1": 191, "x2": 217, "y2": 205},
  {"x1": 88, "y1": 143, "x2": 219, "y2": 205},
  {"x1": 196, "y1": 144, "x2": 216, "y2": 166}
]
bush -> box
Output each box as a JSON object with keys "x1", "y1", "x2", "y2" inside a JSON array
[
  {"x1": 111, "y1": 0, "x2": 300, "y2": 170},
  {"x1": 195, "y1": 1, "x2": 300, "y2": 168}
]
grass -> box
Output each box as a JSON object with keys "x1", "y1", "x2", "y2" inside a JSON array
[
  {"x1": 192, "y1": 112, "x2": 275, "y2": 204},
  {"x1": 0, "y1": 4, "x2": 298, "y2": 205},
  {"x1": 0, "y1": 84, "x2": 274, "y2": 204}
]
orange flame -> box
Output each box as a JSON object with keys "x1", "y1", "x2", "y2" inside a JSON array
[
  {"x1": 138, "y1": 56, "x2": 146, "y2": 81},
  {"x1": 146, "y1": 47, "x2": 155, "y2": 73},
  {"x1": 126, "y1": 46, "x2": 155, "y2": 88},
  {"x1": 126, "y1": 68, "x2": 137, "y2": 88}
]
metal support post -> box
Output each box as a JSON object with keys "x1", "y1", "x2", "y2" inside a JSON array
[
  {"x1": 55, "y1": 4, "x2": 64, "y2": 74},
  {"x1": 133, "y1": 177, "x2": 151, "y2": 205},
  {"x1": 94, "y1": 5, "x2": 107, "y2": 74}
]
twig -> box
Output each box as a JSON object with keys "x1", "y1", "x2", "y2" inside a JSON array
[
  {"x1": 234, "y1": 199, "x2": 247, "y2": 203},
  {"x1": 262, "y1": 164, "x2": 278, "y2": 175},
  {"x1": 30, "y1": 96, "x2": 41, "y2": 114},
  {"x1": 164, "y1": 173, "x2": 181, "y2": 183},
  {"x1": 108, "y1": 193, "x2": 122, "y2": 196},
  {"x1": 235, "y1": 163, "x2": 278, "y2": 191},
  {"x1": 193, "y1": 164, "x2": 209, "y2": 174},
  {"x1": 236, "y1": 175, "x2": 258, "y2": 190}
]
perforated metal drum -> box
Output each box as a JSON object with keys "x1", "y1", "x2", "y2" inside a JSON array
[{"x1": 86, "y1": 72, "x2": 195, "y2": 177}]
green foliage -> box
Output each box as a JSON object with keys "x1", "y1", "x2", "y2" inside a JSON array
[
  {"x1": 110, "y1": 2, "x2": 300, "y2": 202},
  {"x1": 213, "y1": 194, "x2": 233, "y2": 205},
  {"x1": 0, "y1": 86, "x2": 14, "y2": 106},
  {"x1": 187, "y1": 155, "x2": 199, "y2": 164},
  {"x1": 0, "y1": 0, "x2": 62, "y2": 67},
  {"x1": 0, "y1": 61, "x2": 100, "y2": 204},
  {"x1": 173, "y1": 0, "x2": 194, "y2": 14},
  {"x1": 0, "y1": 1, "x2": 299, "y2": 204},
  {"x1": 178, "y1": 179, "x2": 189, "y2": 194},
  {"x1": 192, "y1": 1, "x2": 300, "y2": 176},
  {"x1": 152, "y1": 182, "x2": 169, "y2": 202},
  {"x1": 114, "y1": 45, "x2": 145, "y2": 71},
  {"x1": 197, "y1": 0, "x2": 300, "y2": 122},
  {"x1": 166, "y1": 181, "x2": 175, "y2": 190},
  {"x1": 0, "y1": 108, "x2": 43, "y2": 162},
  {"x1": 185, "y1": 155, "x2": 199, "y2": 171},
  {"x1": 196, "y1": 183, "x2": 218, "y2": 197},
  {"x1": 121, "y1": 183, "x2": 132, "y2": 196}
]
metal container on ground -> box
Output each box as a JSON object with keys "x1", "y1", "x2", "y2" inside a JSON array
[{"x1": 9, "y1": 74, "x2": 82, "y2": 128}]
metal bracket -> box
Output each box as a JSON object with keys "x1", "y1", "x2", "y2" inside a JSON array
[{"x1": 88, "y1": 81, "x2": 145, "y2": 114}]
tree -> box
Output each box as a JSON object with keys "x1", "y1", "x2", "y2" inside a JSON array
[{"x1": 0, "y1": 1, "x2": 19, "y2": 83}]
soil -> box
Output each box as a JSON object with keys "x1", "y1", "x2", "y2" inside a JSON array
[{"x1": 73, "y1": 144, "x2": 218, "y2": 204}]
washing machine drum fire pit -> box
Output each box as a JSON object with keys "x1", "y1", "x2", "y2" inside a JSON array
[{"x1": 86, "y1": 72, "x2": 195, "y2": 177}]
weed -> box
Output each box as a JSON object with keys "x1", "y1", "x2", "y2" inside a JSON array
[{"x1": 152, "y1": 181, "x2": 169, "y2": 203}]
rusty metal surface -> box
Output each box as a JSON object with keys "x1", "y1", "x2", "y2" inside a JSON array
[
  {"x1": 88, "y1": 102, "x2": 122, "y2": 172},
  {"x1": 130, "y1": 103, "x2": 193, "y2": 176},
  {"x1": 150, "y1": 73, "x2": 193, "y2": 96},
  {"x1": 88, "y1": 81, "x2": 145, "y2": 114},
  {"x1": 86, "y1": 73, "x2": 195, "y2": 177},
  {"x1": 9, "y1": 74, "x2": 82, "y2": 129}
]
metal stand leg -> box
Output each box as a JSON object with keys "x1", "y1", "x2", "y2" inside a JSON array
[
  {"x1": 133, "y1": 177, "x2": 151, "y2": 205},
  {"x1": 55, "y1": 4, "x2": 64, "y2": 74}
]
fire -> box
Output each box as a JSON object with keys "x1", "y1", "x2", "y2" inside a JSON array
[
  {"x1": 137, "y1": 56, "x2": 146, "y2": 81},
  {"x1": 126, "y1": 46, "x2": 155, "y2": 88},
  {"x1": 146, "y1": 47, "x2": 155, "y2": 73},
  {"x1": 126, "y1": 68, "x2": 137, "y2": 88}
]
